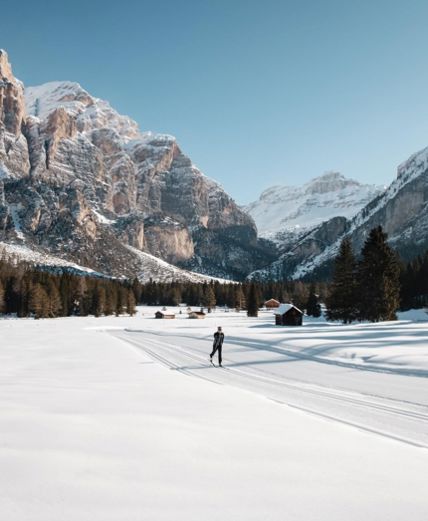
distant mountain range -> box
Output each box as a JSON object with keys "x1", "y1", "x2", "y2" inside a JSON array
[
  {"x1": 1, "y1": 49, "x2": 427, "y2": 282},
  {"x1": 248, "y1": 161, "x2": 428, "y2": 280}
]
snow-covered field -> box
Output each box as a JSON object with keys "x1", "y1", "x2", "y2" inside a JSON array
[{"x1": 1, "y1": 308, "x2": 427, "y2": 520}]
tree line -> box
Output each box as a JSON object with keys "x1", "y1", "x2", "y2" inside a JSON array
[
  {"x1": 1, "y1": 226, "x2": 427, "y2": 322},
  {"x1": 327, "y1": 226, "x2": 404, "y2": 323},
  {"x1": 137, "y1": 278, "x2": 328, "y2": 315},
  {"x1": 0, "y1": 255, "x2": 137, "y2": 318}
]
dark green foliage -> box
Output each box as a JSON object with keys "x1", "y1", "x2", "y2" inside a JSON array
[
  {"x1": 202, "y1": 283, "x2": 216, "y2": 310},
  {"x1": 135, "y1": 279, "x2": 331, "y2": 312},
  {"x1": 291, "y1": 281, "x2": 309, "y2": 310},
  {"x1": 400, "y1": 250, "x2": 428, "y2": 309},
  {"x1": 306, "y1": 283, "x2": 321, "y2": 317},
  {"x1": 2, "y1": 229, "x2": 422, "y2": 322},
  {"x1": 246, "y1": 283, "x2": 260, "y2": 317},
  {"x1": 0, "y1": 279, "x2": 5, "y2": 314},
  {"x1": 234, "y1": 285, "x2": 246, "y2": 310},
  {"x1": 0, "y1": 253, "x2": 138, "y2": 319},
  {"x1": 357, "y1": 226, "x2": 400, "y2": 322},
  {"x1": 326, "y1": 237, "x2": 358, "y2": 323}
]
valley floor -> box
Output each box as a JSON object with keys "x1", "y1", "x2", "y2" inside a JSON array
[{"x1": 1, "y1": 308, "x2": 427, "y2": 520}]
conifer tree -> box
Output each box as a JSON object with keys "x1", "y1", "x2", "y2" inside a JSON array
[
  {"x1": 93, "y1": 285, "x2": 106, "y2": 317},
  {"x1": 104, "y1": 285, "x2": 117, "y2": 316},
  {"x1": 234, "y1": 285, "x2": 245, "y2": 310},
  {"x1": 132, "y1": 278, "x2": 142, "y2": 303},
  {"x1": 357, "y1": 226, "x2": 400, "y2": 322},
  {"x1": 74, "y1": 277, "x2": 89, "y2": 316},
  {"x1": 246, "y1": 283, "x2": 259, "y2": 317},
  {"x1": 291, "y1": 281, "x2": 309, "y2": 310},
  {"x1": 59, "y1": 275, "x2": 71, "y2": 316},
  {"x1": 0, "y1": 279, "x2": 5, "y2": 314},
  {"x1": 326, "y1": 237, "x2": 358, "y2": 323},
  {"x1": 116, "y1": 286, "x2": 127, "y2": 316},
  {"x1": 29, "y1": 283, "x2": 50, "y2": 319},
  {"x1": 306, "y1": 283, "x2": 321, "y2": 317},
  {"x1": 47, "y1": 279, "x2": 62, "y2": 317},
  {"x1": 203, "y1": 284, "x2": 216, "y2": 311},
  {"x1": 126, "y1": 288, "x2": 137, "y2": 316}
]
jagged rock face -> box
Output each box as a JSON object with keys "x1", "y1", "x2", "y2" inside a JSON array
[
  {"x1": 252, "y1": 148, "x2": 428, "y2": 281},
  {"x1": 250, "y1": 216, "x2": 349, "y2": 281},
  {"x1": 347, "y1": 149, "x2": 428, "y2": 259},
  {"x1": 0, "y1": 51, "x2": 268, "y2": 280},
  {"x1": 0, "y1": 50, "x2": 30, "y2": 180}
]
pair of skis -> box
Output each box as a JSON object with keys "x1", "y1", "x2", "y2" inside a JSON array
[{"x1": 210, "y1": 358, "x2": 223, "y2": 368}]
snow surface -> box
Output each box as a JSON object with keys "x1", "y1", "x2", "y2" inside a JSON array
[
  {"x1": 245, "y1": 172, "x2": 384, "y2": 238},
  {"x1": 0, "y1": 242, "x2": 103, "y2": 276},
  {"x1": 0, "y1": 241, "x2": 224, "y2": 284},
  {"x1": 1, "y1": 309, "x2": 427, "y2": 520},
  {"x1": 127, "y1": 245, "x2": 233, "y2": 284},
  {"x1": 91, "y1": 208, "x2": 117, "y2": 225}
]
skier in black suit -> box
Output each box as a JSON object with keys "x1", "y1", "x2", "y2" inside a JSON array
[{"x1": 210, "y1": 326, "x2": 225, "y2": 367}]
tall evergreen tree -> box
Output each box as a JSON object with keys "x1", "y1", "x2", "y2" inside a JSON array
[
  {"x1": 0, "y1": 279, "x2": 5, "y2": 314},
  {"x1": 326, "y1": 237, "x2": 358, "y2": 323},
  {"x1": 306, "y1": 283, "x2": 321, "y2": 317},
  {"x1": 202, "y1": 284, "x2": 216, "y2": 311},
  {"x1": 47, "y1": 279, "x2": 62, "y2": 317},
  {"x1": 357, "y1": 226, "x2": 400, "y2": 322},
  {"x1": 246, "y1": 283, "x2": 259, "y2": 317},
  {"x1": 234, "y1": 285, "x2": 246, "y2": 311},
  {"x1": 126, "y1": 288, "x2": 137, "y2": 316},
  {"x1": 93, "y1": 285, "x2": 106, "y2": 317},
  {"x1": 116, "y1": 286, "x2": 128, "y2": 316},
  {"x1": 291, "y1": 281, "x2": 309, "y2": 310},
  {"x1": 29, "y1": 283, "x2": 50, "y2": 319}
]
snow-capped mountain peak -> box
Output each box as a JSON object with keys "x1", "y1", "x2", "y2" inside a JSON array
[
  {"x1": 245, "y1": 171, "x2": 384, "y2": 238},
  {"x1": 25, "y1": 81, "x2": 141, "y2": 140}
]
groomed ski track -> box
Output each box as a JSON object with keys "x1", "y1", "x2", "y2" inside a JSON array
[{"x1": 111, "y1": 329, "x2": 428, "y2": 449}]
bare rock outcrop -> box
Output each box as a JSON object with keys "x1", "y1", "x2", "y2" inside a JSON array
[{"x1": 0, "y1": 50, "x2": 270, "y2": 279}]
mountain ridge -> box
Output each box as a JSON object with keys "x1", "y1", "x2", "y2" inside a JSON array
[
  {"x1": 245, "y1": 171, "x2": 384, "y2": 239},
  {"x1": 0, "y1": 49, "x2": 273, "y2": 281}
]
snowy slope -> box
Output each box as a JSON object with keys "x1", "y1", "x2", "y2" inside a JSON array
[
  {"x1": 245, "y1": 171, "x2": 384, "y2": 238},
  {"x1": 290, "y1": 147, "x2": 428, "y2": 278},
  {"x1": 0, "y1": 242, "x2": 106, "y2": 276},
  {"x1": 1, "y1": 311, "x2": 427, "y2": 520},
  {"x1": 0, "y1": 241, "x2": 224, "y2": 283},
  {"x1": 126, "y1": 246, "x2": 232, "y2": 284}
]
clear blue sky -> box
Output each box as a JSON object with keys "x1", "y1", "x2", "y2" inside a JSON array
[{"x1": 3, "y1": 0, "x2": 428, "y2": 203}]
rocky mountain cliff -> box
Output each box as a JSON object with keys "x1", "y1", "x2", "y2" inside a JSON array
[
  {"x1": 0, "y1": 50, "x2": 273, "y2": 281},
  {"x1": 250, "y1": 153, "x2": 428, "y2": 280}
]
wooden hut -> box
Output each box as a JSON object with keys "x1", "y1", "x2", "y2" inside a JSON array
[
  {"x1": 264, "y1": 298, "x2": 280, "y2": 309},
  {"x1": 273, "y1": 304, "x2": 303, "y2": 326},
  {"x1": 155, "y1": 311, "x2": 175, "y2": 319},
  {"x1": 188, "y1": 311, "x2": 206, "y2": 319}
]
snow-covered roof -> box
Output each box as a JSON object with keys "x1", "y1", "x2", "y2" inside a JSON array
[
  {"x1": 264, "y1": 298, "x2": 280, "y2": 305},
  {"x1": 273, "y1": 303, "x2": 303, "y2": 315}
]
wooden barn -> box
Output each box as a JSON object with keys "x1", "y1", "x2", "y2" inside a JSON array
[
  {"x1": 273, "y1": 304, "x2": 303, "y2": 326},
  {"x1": 188, "y1": 311, "x2": 206, "y2": 319},
  {"x1": 155, "y1": 311, "x2": 175, "y2": 319},
  {"x1": 264, "y1": 298, "x2": 280, "y2": 309}
]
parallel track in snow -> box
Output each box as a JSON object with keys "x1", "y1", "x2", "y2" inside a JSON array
[{"x1": 112, "y1": 329, "x2": 428, "y2": 449}]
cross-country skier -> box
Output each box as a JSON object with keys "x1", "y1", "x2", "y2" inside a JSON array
[{"x1": 210, "y1": 326, "x2": 224, "y2": 367}]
